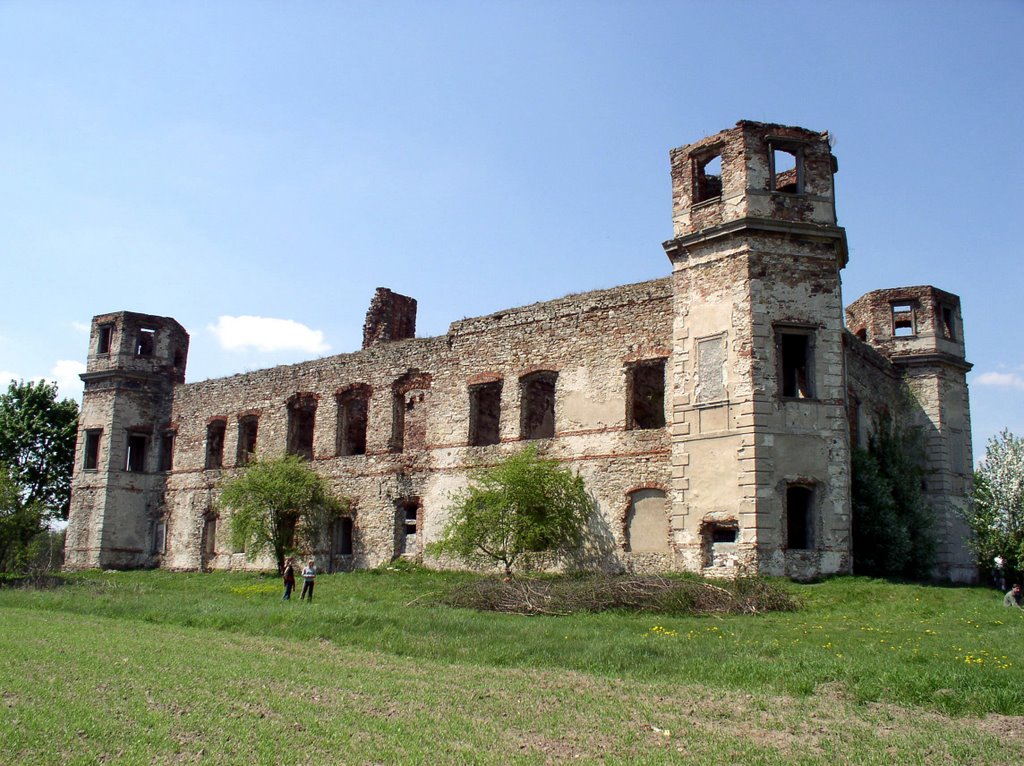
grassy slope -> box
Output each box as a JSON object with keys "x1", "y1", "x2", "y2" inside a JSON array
[{"x1": 1, "y1": 571, "x2": 1023, "y2": 765}]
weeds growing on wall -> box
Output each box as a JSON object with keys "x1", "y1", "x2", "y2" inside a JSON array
[{"x1": 851, "y1": 411, "x2": 935, "y2": 579}]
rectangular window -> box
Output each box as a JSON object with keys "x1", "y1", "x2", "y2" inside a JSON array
[
  {"x1": 628, "y1": 360, "x2": 666, "y2": 429},
  {"x1": 469, "y1": 381, "x2": 502, "y2": 446},
  {"x1": 237, "y1": 415, "x2": 259, "y2": 465},
  {"x1": 779, "y1": 331, "x2": 814, "y2": 399},
  {"x1": 520, "y1": 371, "x2": 557, "y2": 440},
  {"x1": 693, "y1": 150, "x2": 723, "y2": 203},
  {"x1": 336, "y1": 391, "x2": 368, "y2": 456},
  {"x1": 125, "y1": 433, "x2": 147, "y2": 472},
  {"x1": 83, "y1": 430, "x2": 101, "y2": 470},
  {"x1": 97, "y1": 325, "x2": 113, "y2": 355},
  {"x1": 159, "y1": 430, "x2": 175, "y2": 472},
  {"x1": 333, "y1": 517, "x2": 354, "y2": 556},
  {"x1": 891, "y1": 303, "x2": 915, "y2": 337},
  {"x1": 769, "y1": 143, "x2": 804, "y2": 193},
  {"x1": 135, "y1": 328, "x2": 156, "y2": 357},
  {"x1": 287, "y1": 395, "x2": 317, "y2": 460},
  {"x1": 940, "y1": 305, "x2": 956, "y2": 340},
  {"x1": 206, "y1": 420, "x2": 226, "y2": 469}
]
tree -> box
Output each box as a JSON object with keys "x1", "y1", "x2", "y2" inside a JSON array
[
  {"x1": 962, "y1": 430, "x2": 1024, "y2": 583},
  {"x1": 851, "y1": 412, "x2": 935, "y2": 579},
  {"x1": 0, "y1": 380, "x2": 79, "y2": 519},
  {"x1": 221, "y1": 454, "x2": 347, "y2": 574},
  {"x1": 430, "y1": 445, "x2": 593, "y2": 576},
  {"x1": 0, "y1": 380, "x2": 78, "y2": 572}
]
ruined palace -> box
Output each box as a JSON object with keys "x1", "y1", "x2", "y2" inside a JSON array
[{"x1": 64, "y1": 121, "x2": 976, "y2": 581}]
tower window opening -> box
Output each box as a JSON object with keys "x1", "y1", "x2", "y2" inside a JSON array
[
  {"x1": 159, "y1": 430, "x2": 175, "y2": 472},
  {"x1": 771, "y1": 145, "x2": 802, "y2": 193},
  {"x1": 891, "y1": 303, "x2": 915, "y2": 337},
  {"x1": 694, "y1": 151, "x2": 723, "y2": 203},
  {"x1": 83, "y1": 430, "x2": 102, "y2": 470},
  {"x1": 97, "y1": 325, "x2": 113, "y2": 355},
  {"x1": 135, "y1": 328, "x2": 156, "y2": 357},
  {"x1": 940, "y1": 305, "x2": 956, "y2": 340},
  {"x1": 779, "y1": 331, "x2": 814, "y2": 399},
  {"x1": 125, "y1": 433, "x2": 148, "y2": 472}
]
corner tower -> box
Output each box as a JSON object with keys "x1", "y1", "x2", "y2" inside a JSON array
[
  {"x1": 662, "y1": 121, "x2": 851, "y2": 578},
  {"x1": 846, "y1": 286, "x2": 974, "y2": 581},
  {"x1": 65, "y1": 312, "x2": 188, "y2": 569}
]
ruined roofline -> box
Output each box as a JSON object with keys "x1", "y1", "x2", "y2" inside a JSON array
[
  {"x1": 91, "y1": 310, "x2": 188, "y2": 337},
  {"x1": 175, "y1": 276, "x2": 673, "y2": 391}
]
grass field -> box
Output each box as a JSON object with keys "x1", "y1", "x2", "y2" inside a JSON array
[{"x1": 1, "y1": 570, "x2": 1022, "y2": 764}]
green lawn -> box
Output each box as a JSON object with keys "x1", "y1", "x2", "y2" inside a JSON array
[{"x1": 1, "y1": 570, "x2": 1022, "y2": 764}]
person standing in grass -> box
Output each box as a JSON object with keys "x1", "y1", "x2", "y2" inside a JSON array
[
  {"x1": 282, "y1": 558, "x2": 296, "y2": 601},
  {"x1": 300, "y1": 559, "x2": 317, "y2": 602},
  {"x1": 1004, "y1": 583, "x2": 1023, "y2": 608}
]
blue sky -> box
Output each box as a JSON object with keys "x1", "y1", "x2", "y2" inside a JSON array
[{"x1": 0, "y1": 1, "x2": 1021, "y2": 462}]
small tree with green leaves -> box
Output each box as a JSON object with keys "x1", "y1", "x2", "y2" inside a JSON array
[
  {"x1": 962, "y1": 429, "x2": 1024, "y2": 583},
  {"x1": 430, "y1": 445, "x2": 592, "y2": 577},
  {"x1": 221, "y1": 455, "x2": 346, "y2": 574}
]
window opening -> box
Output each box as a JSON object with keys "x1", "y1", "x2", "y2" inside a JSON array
[
  {"x1": 333, "y1": 517, "x2": 354, "y2": 556},
  {"x1": 520, "y1": 371, "x2": 556, "y2": 440},
  {"x1": 940, "y1": 305, "x2": 955, "y2": 340},
  {"x1": 205, "y1": 420, "x2": 226, "y2": 469},
  {"x1": 770, "y1": 145, "x2": 801, "y2": 193},
  {"x1": 83, "y1": 430, "x2": 101, "y2": 470},
  {"x1": 779, "y1": 331, "x2": 814, "y2": 399},
  {"x1": 287, "y1": 394, "x2": 317, "y2": 460},
  {"x1": 696, "y1": 334, "x2": 727, "y2": 405},
  {"x1": 786, "y1": 485, "x2": 814, "y2": 550},
  {"x1": 390, "y1": 391, "x2": 405, "y2": 453},
  {"x1": 704, "y1": 523, "x2": 738, "y2": 568},
  {"x1": 135, "y1": 327, "x2": 156, "y2": 357},
  {"x1": 397, "y1": 499, "x2": 420, "y2": 556},
  {"x1": 97, "y1": 325, "x2": 113, "y2": 355},
  {"x1": 469, "y1": 381, "x2": 502, "y2": 446},
  {"x1": 336, "y1": 389, "x2": 369, "y2": 456},
  {"x1": 125, "y1": 433, "x2": 147, "y2": 472},
  {"x1": 694, "y1": 151, "x2": 723, "y2": 203},
  {"x1": 159, "y1": 430, "x2": 175, "y2": 472},
  {"x1": 628, "y1": 360, "x2": 666, "y2": 429},
  {"x1": 855, "y1": 328, "x2": 867, "y2": 342},
  {"x1": 891, "y1": 303, "x2": 915, "y2": 337},
  {"x1": 237, "y1": 415, "x2": 258, "y2": 465}
]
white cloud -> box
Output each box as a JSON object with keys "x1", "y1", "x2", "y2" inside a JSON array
[
  {"x1": 0, "y1": 371, "x2": 19, "y2": 387},
  {"x1": 52, "y1": 360, "x2": 86, "y2": 401},
  {"x1": 974, "y1": 371, "x2": 1024, "y2": 391},
  {"x1": 71, "y1": 321, "x2": 91, "y2": 334},
  {"x1": 208, "y1": 316, "x2": 330, "y2": 355}
]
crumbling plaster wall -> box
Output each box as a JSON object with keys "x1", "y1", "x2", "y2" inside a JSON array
[{"x1": 162, "y1": 279, "x2": 675, "y2": 572}]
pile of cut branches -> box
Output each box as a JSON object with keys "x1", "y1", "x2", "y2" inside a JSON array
[{"x1": 433, "y1": 574, "x2": 799, "y2": 616}]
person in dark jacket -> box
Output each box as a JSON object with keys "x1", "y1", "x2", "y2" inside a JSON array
[{"x1": 282, "y1": 558, "x2": 296, "y2": 601}]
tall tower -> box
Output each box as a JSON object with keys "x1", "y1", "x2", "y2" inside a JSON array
[
  {"x1": 662, "y1": 121, "x2": 851, "y2": 578},
  {"x1": 846, "y1": 286, "x2": 974, "y2": 581},
  {"x1": 64, "y1": 312, "x2": 188, "y2": 569}
]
